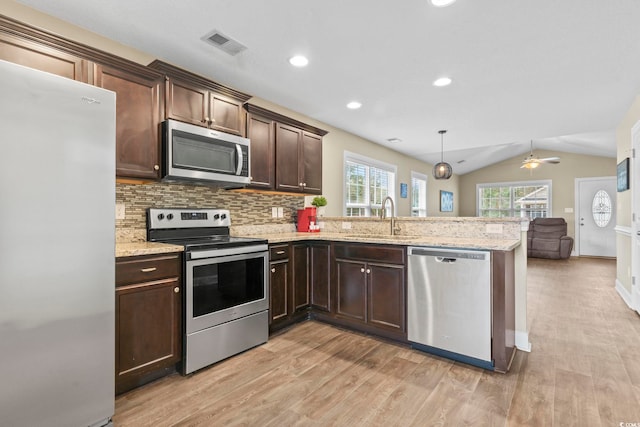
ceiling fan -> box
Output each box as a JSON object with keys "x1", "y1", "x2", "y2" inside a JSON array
[{"x1": 521, "y1": 141, "x2": 560, "y2": 169}]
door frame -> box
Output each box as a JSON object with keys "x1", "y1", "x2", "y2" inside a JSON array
[
  {"x1": 632, "y1": 121, "x2": 640, "y2": 313},
  {"x1": 574, "y1": 176, "x2": 617, "y2": 257}
]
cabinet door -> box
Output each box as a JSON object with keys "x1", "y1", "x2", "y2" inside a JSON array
[
  {"x1": 367, "y1": 262, "x2": 406, "y2": 333},
  {"x1": 94, "y1": 63, "x2": 163, "y2": 180},
  {"x1": 310, "y1": 243, "x2": 331, "y2": 312},
  {"x1": 247, "y1": 114, "x2": 275, "y2": 189},
  {"x1": 275, "y1": 123, "x2": 302, "y2": 192},
  {"x1": 292, "y1": 244, "x2": 310, "y2": 311},
  {"x1": 335, "y1": 259, "x2": 367, "y2": 322},
  {"x1": 269, "y1": 260, "x2": 289, "y2": 323},
  {"x1": 166, "y1": 79, "x2": 209, "y2": 126},
  {"x1": 301, "y1": 132, "x2": 322, "y2": 194},
  {"x1": 210, "y1": 93, "x2": 245, "y2": 136},
  {"x1": 0, "y1": 33, "x2": 87, "y2": 82},
  {"x1": 115, "y1": 278, "x2": 181, "y2": 394}
]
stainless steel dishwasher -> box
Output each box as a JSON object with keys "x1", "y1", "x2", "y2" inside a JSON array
[{"x1": 407, "y1": 247, "x2": 493, "y2": 369}]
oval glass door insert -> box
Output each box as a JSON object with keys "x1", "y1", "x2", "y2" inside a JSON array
[{"x1": 592, "y1": 189, "x2": 612, "y2": 227}]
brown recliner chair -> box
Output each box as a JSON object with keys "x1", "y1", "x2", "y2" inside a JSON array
[{"x1": 527, "y1": 218, "x2": 574, "y2": 259}]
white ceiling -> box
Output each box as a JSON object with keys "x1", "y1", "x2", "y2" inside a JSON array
[{"x1": 16, "y1": 0, "x2": 640, "y2": 174}]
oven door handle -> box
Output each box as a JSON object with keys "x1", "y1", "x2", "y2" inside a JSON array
[{"x1": 188, "y1": 244, "x2": 268, "y2": 260}]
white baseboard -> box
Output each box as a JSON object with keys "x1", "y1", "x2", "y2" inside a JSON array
[
  {"x1": 616, "y1": 279, "x2": 634, "y2": 309},
  {"x1": 515, "y1": 331, "x2": 531, "y2": 352}
]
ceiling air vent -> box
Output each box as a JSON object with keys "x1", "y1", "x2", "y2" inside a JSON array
[{"x1": 202, "y1": 29, "x2": 247, "y2": 56}]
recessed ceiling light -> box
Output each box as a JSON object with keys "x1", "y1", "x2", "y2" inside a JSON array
[
  {"x1": 346, "y1": 101, "x2": 362, "y2": 110},
  {"x1": 431, "y1": 0, "x2": 457, "y2": 7},
  {"x1": 387, "y1": 138, "x2": 402, "y2": 144},
  {"x1": 289, "y1": 55, "x2": 309, "y2": 67},
  {"x1": 433, "y1": 77, "x2": 452, "y2": 87}
]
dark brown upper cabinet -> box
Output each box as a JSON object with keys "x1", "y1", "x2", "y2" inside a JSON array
[
  {"x1": 244, "y1": 103, "x2": 327, "y2": 194},
  {"x1": 246, "y1": 114, "x2": 275, "y2": 189},
  {"x1": 92, "y1": 63, "x2": 164, "y2": 180},
  {"x1": 149, "y1": 60, "x2": 251, "y2": 136}
]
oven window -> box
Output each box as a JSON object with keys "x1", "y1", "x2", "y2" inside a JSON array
[{"x1": 192, "y1": 257, "x2": 264, "y2": 317}]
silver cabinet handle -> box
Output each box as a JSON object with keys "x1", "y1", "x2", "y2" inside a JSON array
[
  {"x1": 174, "y1": 287, "x2": 180, "y2": 293},
  {"x1": 271, "y1": 267, "x2": 276, "y2": 273},
  {"x1": 140, "y1": 267, "x2": 157, "y2": 273},
  {"x1": 366, "y1": 269, "x2": 371, "y2": 274},
  {"x1": 153, "y1": 165, "x2": 159, "y2": 171},
  {"x1": 276, "y1": 250, "x2": 285, "y2": 255},
  {"x1": 360, "y1": 267, "x2": 365, "y2": 273}
]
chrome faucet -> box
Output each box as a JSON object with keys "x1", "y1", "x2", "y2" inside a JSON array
[{"x1": 380, "y1": 196, "x2": 399, "y2": 235}]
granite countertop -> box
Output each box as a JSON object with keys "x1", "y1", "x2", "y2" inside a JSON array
[
  {"x1": 116, "y1": 241, "x2": 184, "y2": 258},
  {"x1": 235, "y1": 232, "x2": 521, "y2": 251}
]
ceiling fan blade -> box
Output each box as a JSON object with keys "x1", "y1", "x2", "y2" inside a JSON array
[{"x1": 539, "y1": 157, "x2": 560, "y2": 164}]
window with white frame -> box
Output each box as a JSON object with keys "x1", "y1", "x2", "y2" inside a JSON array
[
  {"x1": 344, "y1": 152, "x2": 396, "y2": 217},
  {"x1": 411, "y1": 171, "x2": 428, "y2": 217},
  {"x1": 477, "y1": 180, "x2": 551, "y2": 219}
]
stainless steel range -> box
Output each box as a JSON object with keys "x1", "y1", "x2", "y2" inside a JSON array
[{"x1": 147, "y1": 208, "x2": 269, "y2": 374}]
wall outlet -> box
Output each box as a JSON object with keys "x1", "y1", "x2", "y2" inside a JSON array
[
  {"x1": 564, "y1": 207, "x2": 574, "y2": 213},
  {"x1": 115, "y1": 204, "x2": 126, "y2": 220},
  {"x1": 486, "y1": 223, "x2": 503, "y2": 234},
  {"x1": 342, "y1": 222, "x2": 352, "y2": 230},
  {"x1": 271, "y1": 207, "x2": 278, "y2": 218},
  {"x1": 277, "y1": 207, "x2": 284, "y2": 218}
]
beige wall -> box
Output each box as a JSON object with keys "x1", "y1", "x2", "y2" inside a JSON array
[
  {"x1": 615, "y1": 95, "x2": 640, "y2": 295},
  {"x1": 458, "y1": 150, "x2": 616, "y2": 241},
  {"x1": 1, "y1": 1, "x2": 459, "y2": 219}
]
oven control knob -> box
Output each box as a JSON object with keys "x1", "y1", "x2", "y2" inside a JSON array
[
  {"x1": 157, "y1": 213, "x2": 164, "y2": 220},
  {"x1": 221, "y1": 213, "x2": 227, "y2": 220},
  {"x1": 167, "y1": 213, "x2": 174, "y2": 220},
  {"x1": 214, "y1": 214, "x2": 220, "y2": 220}
]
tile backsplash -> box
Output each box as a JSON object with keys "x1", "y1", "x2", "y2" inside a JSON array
[{"x1": 116, "y1": 182, "x2": 304, "y2": 231}]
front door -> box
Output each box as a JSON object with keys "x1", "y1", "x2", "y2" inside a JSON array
[{"x1": 576, "y1": 177, "x2": 617, "y2": 257}]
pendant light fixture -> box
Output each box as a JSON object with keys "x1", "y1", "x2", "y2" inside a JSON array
[{"x1": 433, "y1": 130, "x2": 453, "y2": 180}]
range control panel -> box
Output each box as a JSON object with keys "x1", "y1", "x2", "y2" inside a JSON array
[{"x1": 147, "y1": 208, "x2": 231, "y2": 229}]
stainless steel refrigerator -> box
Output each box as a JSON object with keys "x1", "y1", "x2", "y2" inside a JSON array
[{"x1": 0, "y1": 59, "x2": 116, "y2": 426}]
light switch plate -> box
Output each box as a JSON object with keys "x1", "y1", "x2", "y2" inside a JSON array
[
  {"x1": 564, "y1": 207, "x2": 574, "y2": 213},
  {"x1": 115, "y1": 204, "x2": 125, "y2": 220},
  {"x1": 271, "y1": 207, "x2": 278, "y2": 218},
  {"x1": 277, "y1": 207, "x2": 284, "y2": 218}
]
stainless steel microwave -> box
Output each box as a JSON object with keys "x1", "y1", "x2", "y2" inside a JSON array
[{"x1": 162, "y1": 119, "x2": 250, "y2": 188}]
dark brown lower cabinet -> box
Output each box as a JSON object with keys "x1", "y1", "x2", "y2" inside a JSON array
[
  {"x1": 328, "y1": 243, "x2": 407, "y2": 341},
  {"x1": 269, "y1": 244, "x2": 292, "y2": 330},
  {"x1": 115, "y1": 253, "x2": 182, "y2": 395},
  {"x1": 269, "y1": 242, "x2": 331, "y2": 332},
  {"x1": 310, "y1": 243, "x2": 331, "y2": 312}
]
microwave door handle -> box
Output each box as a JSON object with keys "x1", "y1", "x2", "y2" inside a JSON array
[{"x1": 236, "y1": 144, "x2": 243, "y2": 176}]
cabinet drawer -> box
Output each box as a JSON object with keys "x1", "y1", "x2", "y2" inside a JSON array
[
  {"x1": 116, "y1": 254, "x2": 181, "y2": 286},
  {"x1": 334, "y1": 243, "x2": 405, "y2": 265},
  {"x1": 269, "y1": 244, "x2": 290, "y2": 261}
]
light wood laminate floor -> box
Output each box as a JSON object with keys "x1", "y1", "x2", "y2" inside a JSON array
[{"x1": 114, "y1": 257, "x2": 640, "y2": 426}]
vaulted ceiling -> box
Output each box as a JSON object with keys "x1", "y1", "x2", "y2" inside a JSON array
[{"x1": 16, "y1": 0, "x2": 640, "y2": 174}]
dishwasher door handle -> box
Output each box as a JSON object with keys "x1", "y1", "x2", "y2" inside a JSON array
[{"x1": 435, "y1": 257, "x2": 457, "y2": 263}]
